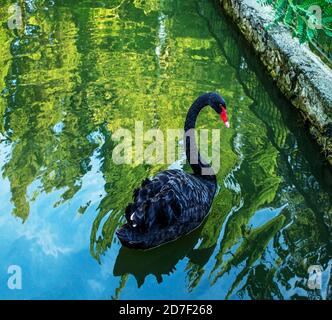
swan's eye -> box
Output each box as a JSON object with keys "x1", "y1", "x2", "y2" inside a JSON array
[{"x1": 220, "y1": 103, "x2": 226, "y2": 111}]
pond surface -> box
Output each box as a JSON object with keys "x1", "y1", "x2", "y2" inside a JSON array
[{"x1": 0, "y1": 0, "x2": 331, "y2": 300}]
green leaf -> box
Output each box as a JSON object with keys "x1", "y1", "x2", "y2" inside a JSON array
[
  {"x1": 284, "y1": 5, "x2": 294, "y2": 25},
  {"x1": 296, "y1": 15, "x2": 307, "y2": 43},
  {"x1": 322, "y1": 17, "x2": 332, "y2": 24},
  {"x1": 275, "y1": 0, "x2": 288, "y2": 20},
  {"x1": 306, "y1": 25, "x2": 316, "y2": 41},
  {"x1": 324, "y1": 29, "x2": 332, "y2": 36},
  {"x1": 299, "y1": 0, "x2": 323, "y2": 10}
]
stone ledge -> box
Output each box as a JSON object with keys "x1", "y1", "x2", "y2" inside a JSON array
[{"x1": 219, "y1": 0, "x2": 332, "y2": 165}]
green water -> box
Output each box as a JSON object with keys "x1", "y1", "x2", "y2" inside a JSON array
[{"x1": 0, "y1": 0, "x2": 331, "y2": 300}]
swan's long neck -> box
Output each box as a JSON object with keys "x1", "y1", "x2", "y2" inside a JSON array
[{"x1": 184, "y1": 94, "x2": 216, "y2": 179}]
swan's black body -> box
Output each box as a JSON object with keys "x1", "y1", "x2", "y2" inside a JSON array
[{"x1": 116, "y1": 93, "x2": 227, "y2": 250}]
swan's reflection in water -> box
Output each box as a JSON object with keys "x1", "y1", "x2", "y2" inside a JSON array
[{"x1": 113, "y1": 224, "x2": 214, "y2": 288}]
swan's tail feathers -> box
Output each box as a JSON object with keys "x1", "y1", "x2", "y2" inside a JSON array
[
  {"x1": 141, "y1": 178, "x2": 150, "y2": 188},
  {"x1": 124, "y1": 202, "x2": 136, "y2": 222}
]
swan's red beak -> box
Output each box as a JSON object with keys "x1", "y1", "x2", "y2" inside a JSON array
[{"x1": 220, "y1": 107, "x2": 230, "y2": 128}]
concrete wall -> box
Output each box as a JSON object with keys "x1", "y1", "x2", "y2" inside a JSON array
[{"x1": 218, "y1": 0, "x2": 332, "y2": 165}]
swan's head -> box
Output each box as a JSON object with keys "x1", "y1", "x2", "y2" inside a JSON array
[{"x1": 208, "y1": 92, "x2": 230, "y2": 128}]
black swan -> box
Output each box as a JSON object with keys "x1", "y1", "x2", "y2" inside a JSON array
[{"x1": 116, "y1": 92, "x2": 229, "y2": 250}]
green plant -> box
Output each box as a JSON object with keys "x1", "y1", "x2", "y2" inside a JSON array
[{"x1": 259, "y1": 0, "x2": 332, "y2": 43}]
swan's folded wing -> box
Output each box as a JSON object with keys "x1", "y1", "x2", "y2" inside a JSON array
[
  {"x1": 124, "y1": 171, "x2": 184, "y2": 230},
  {"x1": 124, "y1": 169, "x2": 215, "y2": 231}
]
